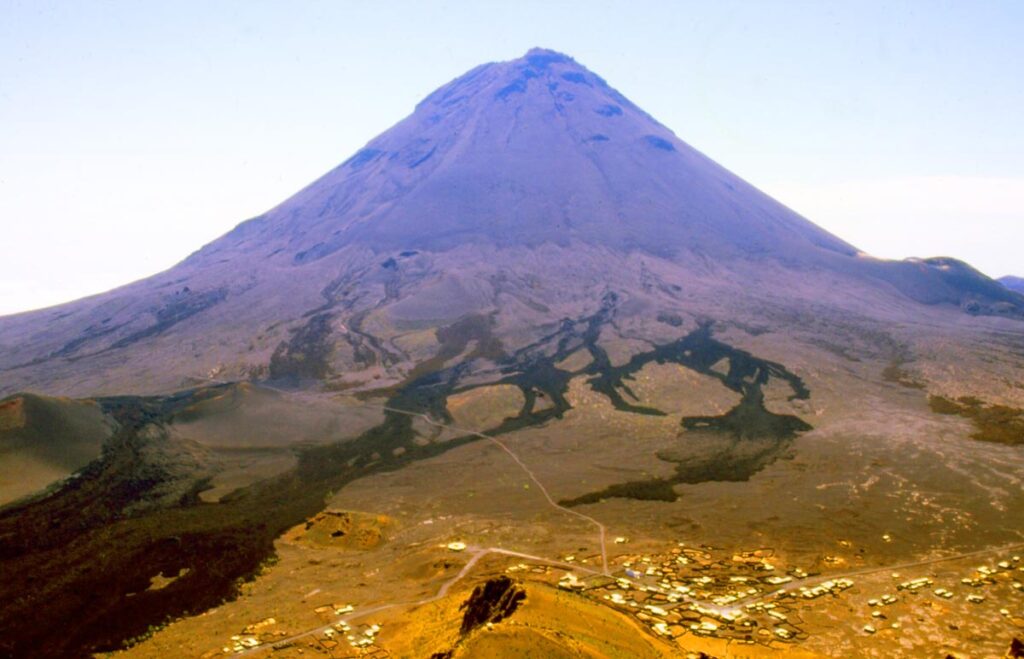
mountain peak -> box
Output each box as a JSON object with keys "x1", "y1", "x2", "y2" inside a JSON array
[
  {"x1": 1, "y1": 50, "x2": 1022, "y2": 401},
  {"x1": 215, "y1": 49, "x2": 858, "y2": 263},
  {"x1": 520, "y1": 46, "x2": 577, "y2": 66},
  {"x1": 416, "y1": 46, "x2": 601, "y2": 109}
]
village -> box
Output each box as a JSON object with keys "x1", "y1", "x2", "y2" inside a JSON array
[
  {"x1": 554, "y1": 540, "x2": 844, "y2": 647},
  {"x1": 204, "y1": 536, "x2": 1022, "y2": 657},
  {"x1": 551, "y1": 540, "x2": 1024, "y2": 650},
  {"x1": 215, "y1": 608, "x2": 387, "y2": 657}
]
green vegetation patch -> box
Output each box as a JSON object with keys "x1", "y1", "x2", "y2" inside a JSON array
[{"x1": 929, "y1": 395, "x2": 1024, "y2": 445}]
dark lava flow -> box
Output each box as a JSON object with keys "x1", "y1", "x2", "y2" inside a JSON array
[
  {"x1": 0, "y1": 297, "x2": 809, "y2": 657},
  {"x1": 458, "y1": 576, "x2": 526, "y2": 634},
  {"x1": 560, "y1": 385, "x2": 813, "y2": 507}
]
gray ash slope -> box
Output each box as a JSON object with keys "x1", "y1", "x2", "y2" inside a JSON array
[
  {"x1": 1001, "y1": 276, "x2": 1024, "y2": 294},
  {"x1": 210, "y1": 48, "x2": 855, "y2": 260},
  {"x1": 1, "y1": 48, "x2": 1021, "y2": 397}
]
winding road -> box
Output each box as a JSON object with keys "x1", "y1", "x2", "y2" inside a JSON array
[
  {"x1": 377, "y1": 404, "x2": 610, "y2": 575},
  {"x1": 208, "y1": 382, "x2": 1024, "y2": 655},
  {"x1": 241, "y1": 545, "x2": 601, "y2": 656}
]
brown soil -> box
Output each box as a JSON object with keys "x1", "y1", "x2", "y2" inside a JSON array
[{"x1": 282, "y1": 510, "x2": 393, "y2": 551}]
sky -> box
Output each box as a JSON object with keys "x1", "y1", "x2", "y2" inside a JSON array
[{"x1": 1, "y1": 0, "x2": 1022, "y2": 315}]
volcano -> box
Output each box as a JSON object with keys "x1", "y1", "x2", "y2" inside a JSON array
[
  {"x1": 3, "y1": 49, "x2": 1024, "y2": 659},
  {"x1": 0, "y1": 47, "x2": 1021, "y2": 397}
]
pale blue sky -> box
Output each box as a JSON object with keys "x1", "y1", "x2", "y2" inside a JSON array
[{"x1": 1, "y1": 1, "x2": 1022, "y2": 314}]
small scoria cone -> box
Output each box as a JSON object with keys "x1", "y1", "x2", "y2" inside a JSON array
[{"x1": 458, "y1": 576, "x2": 526, "y2": 634}]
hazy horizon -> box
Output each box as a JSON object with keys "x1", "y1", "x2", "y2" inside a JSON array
[{"x1": 2, "y1": 0, "x2": 1022, "y2": 315}]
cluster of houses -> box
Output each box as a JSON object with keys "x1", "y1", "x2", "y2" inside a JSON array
[
  {"x1": 223, "y1": 635, "x2": 262, "y2": 653},
  {"x1": 216, "y1": 603, "x2": 384, "y2": 656},
  {"x1": 220, "y1": 617, "x2": 279, "y2": 653},
  {"x1": 305, "y1": 603, "x2": 386, "y2": 654},
  {"x1": 210, "y1": 546, "x2": 1021, "y2": 655},
  {"x1": 509, "y1": 562, "x2": 555, "y2": 576},
  {"x1": 794, "y1": 578, "x2": 854, "y2": 600},
  {"x1": 554, "y1": 542, "x2": 1023, "y2": 647},
  {"x1": 318, "y1": 620, "x2": 381, "y2": 651},
  {"x1": 962, "y1": 556, "x2": 1022, "y2": 588},
  {"x1": 861, "y1": 553, "x2": 1022, "y2": 635},
  {"x1": 554, "y1": 542, "x2": 837, "y2": 646}
]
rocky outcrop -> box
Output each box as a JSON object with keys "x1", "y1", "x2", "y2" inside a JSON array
[{"x1": 459, "y1": 577, "x2": 526, "y2": 634}]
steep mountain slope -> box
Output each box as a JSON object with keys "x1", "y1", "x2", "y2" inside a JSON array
[{"x1": 1, "y1": 48, "x2": 1021, "y2": 398}]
